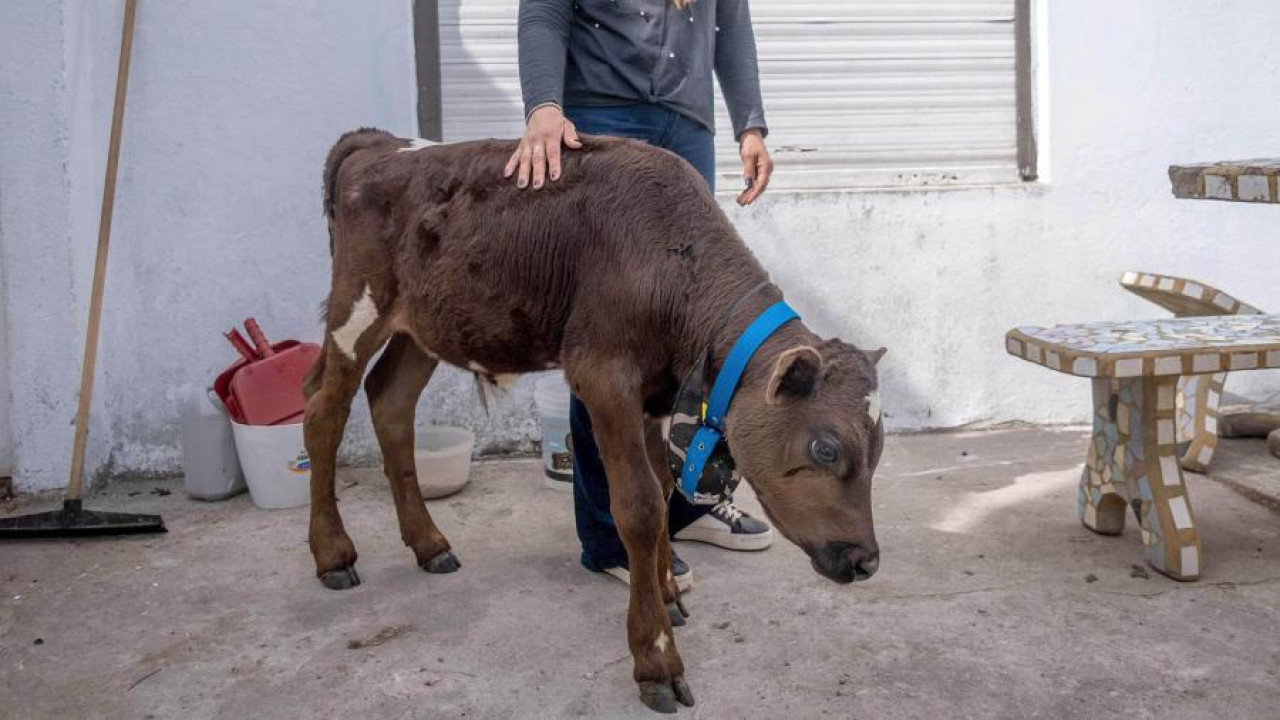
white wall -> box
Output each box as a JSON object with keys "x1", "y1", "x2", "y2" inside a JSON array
[
  {"x1": 0, "y1": 204, "x2": 11, "y2": 477},
  {"x1": 738, "y1": 0, "x2": 1279, "y2": 429},
  {"x1": 2, "y1": 0, "x2": 1278, "y2": 491}
]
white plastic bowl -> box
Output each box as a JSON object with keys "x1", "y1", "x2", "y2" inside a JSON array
[{"x1": 414, "y1": 425, "x2": 475, "y2": 499}]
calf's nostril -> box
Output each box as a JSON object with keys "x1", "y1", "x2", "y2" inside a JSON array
[
  {"x1": 855, "y1": 554, "x2": 879, "y2": 578},
  {"x1": 846, "y1": 545, "x2": 879, "y2": 580}
]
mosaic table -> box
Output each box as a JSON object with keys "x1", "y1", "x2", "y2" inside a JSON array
[
  {"x1": 1168, "y1": 159, "x2": 1280, "y2": 204},
  {"x1": 1006, "y1": 314, "x2": 1280, "y2": 580},
  {"x1": 1120, "y1": 272, "x2": 1264, "y2": 473}
]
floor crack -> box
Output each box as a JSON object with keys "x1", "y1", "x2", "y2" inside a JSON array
[
  {"x1": 1092, "y1": 576, "x2": 1280, "y2": 598},
  {"x1": 1203, "y1": 473, "x2": 1280, "y2": 515},
  {"x1": 871, "y1": 585, "x2": 1016, "y2": 602},
  {"x1": 871, "y1": 576, "x2": 1280, "y2": 602}
]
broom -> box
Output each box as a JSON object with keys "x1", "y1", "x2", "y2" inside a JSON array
[{"x1": 0, "y1": 0, "x2": 165, "y2": 538}]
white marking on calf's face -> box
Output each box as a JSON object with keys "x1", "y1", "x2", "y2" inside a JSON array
[
  {"x1": 331, "y1": 285, "x2": 379, "y2": 361},
  {"x1": 398, "y1": 138, "x2": 438, "y2": 153},
  {"x1": 866, "y1": 390, "x2": 882, "y2": 424}
]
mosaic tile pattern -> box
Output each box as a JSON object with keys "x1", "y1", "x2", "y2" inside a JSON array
[
  {"x1": 1169, "y1": 159, "x2": 1280, "y2": 204},
  {"x1": 1081, "y1": 376, "x2": 1201, "y2": 580},
  {"x1": 1119, "y1": 272, "x2": 1262, "y2": 318},
  {"x1": 1171, "y1": 374, "x2": 1224, "y2": 473},
  {"x1": 1007, "y1": 311, "x2": 1280, "y2": 581},
  {"x1": 1005, "y1": 314, "x2": 1280, "y2": 379},
  {"x1": 1120, "y1": 272, "x2": 1263, "y2": 473}
]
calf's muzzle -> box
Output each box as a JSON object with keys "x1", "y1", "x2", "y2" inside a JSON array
[{"x1": 810, "y1": 540, "x2": 880, "y2": 584}]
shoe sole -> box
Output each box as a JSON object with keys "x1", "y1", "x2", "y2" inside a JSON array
[
  {"x1": 602, "y1": 566, "x2": 693, "y2": 593},
  {"x1": 544, "y1": 476, "x2": 573, "y2": 492},
  {"x1": 673, "y1": 526, "x2": 773, "y2": 551}
]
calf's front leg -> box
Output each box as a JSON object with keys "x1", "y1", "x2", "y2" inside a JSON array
[
  {"x1": 644, "y1": 416, "x2": 688, "y2": 627},
  {"x1": 578, "y1": 377, "x2": 694, "y2": 713}
]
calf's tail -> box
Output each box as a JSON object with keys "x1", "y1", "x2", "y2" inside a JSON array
[
  {"x1": 322, "y1": 127, "x2": 396, "y2": 222},
  {"x1": 316, "y1": 128, "x2": 395, "y2": 332}
]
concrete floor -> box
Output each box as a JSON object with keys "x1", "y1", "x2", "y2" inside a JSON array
[{"x1": 2, "y1": 428, "x2": 1278, "y2": 720}]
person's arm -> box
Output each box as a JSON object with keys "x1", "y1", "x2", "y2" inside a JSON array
[
  {"x1": 714, "y1": 0, "x2": 773, "y2": 205},
  {"x1": 505, "y1": 0, "x2": 581, "y2": 190}
]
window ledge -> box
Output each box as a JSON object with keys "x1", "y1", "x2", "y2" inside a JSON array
[{"x1": 716, "y1": 180, "x2": 1049, "y2": 200}]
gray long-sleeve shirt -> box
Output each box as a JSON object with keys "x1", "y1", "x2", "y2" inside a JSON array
[{"x1": 518, "y1": 0, "x2": 767, "y2": 140}]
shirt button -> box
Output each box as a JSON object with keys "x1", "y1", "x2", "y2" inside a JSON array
[
  {"x1": 593, "y1": 22, "x2": 600, "y2": 28},
  {"x1": 669, "y1": 52, "x2": 676, "y2": 58}
]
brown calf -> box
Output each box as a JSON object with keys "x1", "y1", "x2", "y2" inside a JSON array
[{"x1": 305, "y1": 129, "x2": 885, "y2": 713}]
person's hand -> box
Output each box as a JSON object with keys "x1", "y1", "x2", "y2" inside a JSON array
[
  {"x1": 504, "y1": 104, "x2": 582, "y2": 190},
  {"x1": 736, "y1": 129, "x2": 773, "y2": 206}
]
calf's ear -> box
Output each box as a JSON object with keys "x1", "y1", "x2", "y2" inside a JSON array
[
  {"x1": 866, "y1": 347, "x2": 887, "y2": 365},
  {"x1": 766, "y1": 346, "x2": 823, "y2": 404}
]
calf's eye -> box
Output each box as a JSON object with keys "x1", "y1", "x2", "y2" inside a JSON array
[{"x1": 809, "y1": 438, "x2": 840, "y2": 465}]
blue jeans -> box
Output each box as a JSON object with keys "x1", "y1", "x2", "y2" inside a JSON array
[{"x1": 565, "y1": 103, "x2": 715, "y2": 572}]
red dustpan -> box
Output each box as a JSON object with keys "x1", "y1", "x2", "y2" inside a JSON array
[
  {"x1": 224, "y1": 320, "x2": 320, "y2": 425},
  {"x1": 213, "y1": 333, "x2": 300, "y2": 424}
]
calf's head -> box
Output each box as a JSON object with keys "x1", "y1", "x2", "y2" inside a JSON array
[{"x1": 727, "y1": 339, "x2": 885, "y2": 583}]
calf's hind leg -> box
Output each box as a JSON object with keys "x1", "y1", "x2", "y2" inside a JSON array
[{"x1": 365, "y1": 334, "x2": 460, "y2": 573}]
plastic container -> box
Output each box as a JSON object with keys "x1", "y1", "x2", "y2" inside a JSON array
[
  {"x1": 414, "y1": 426, "x2": 475, "y2": 499},
  {"x1": 230, "y1": 420, "x2": 311, "y2": 509},
  {"x1": 213, "y1": 338, "x2": 301, "y2": 424},
  {"x1": 535, "y1": 373, "x2": 574, "y2": 489},
  {"x1": 180, "y1": 388, "x2": 247, "y2": 500}
]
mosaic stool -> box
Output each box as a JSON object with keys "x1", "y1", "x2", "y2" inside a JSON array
[
  {"x1": 1006, "y1": 314, "x2": 1280, "y2": 581},
  {"x1": 1119, "y1": 272, "x2": 1263, "y2": 473}
]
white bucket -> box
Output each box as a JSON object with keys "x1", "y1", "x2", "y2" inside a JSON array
[
  {"x1": 414, "y1": 425, "x2": 475, "y2": 499},
  {"x1": 534, "y1": 373, "x2": 574, "y2": 488},
  {"x1": 230, "y1": 420, "x2": 311, "y2": 509}
]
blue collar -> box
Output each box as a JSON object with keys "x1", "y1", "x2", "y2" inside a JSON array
[
  {"x1": 678, "y1": 301, "x2": 799, "y2": 497},
  {"x1": 705, "y1": 301, "x2": 800, "y2": 429}
]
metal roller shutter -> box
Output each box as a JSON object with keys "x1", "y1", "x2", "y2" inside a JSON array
[
  {"x1": 438, "y1": 0, "x2": 1020, "y2": 189},
  {"x1": 438, "y1": 0, "x2": 525, "y2": 142}
]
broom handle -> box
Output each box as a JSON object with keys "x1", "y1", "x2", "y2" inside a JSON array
[{"x1": 67, "y1": 0, "x2": 138, "y2": 501}]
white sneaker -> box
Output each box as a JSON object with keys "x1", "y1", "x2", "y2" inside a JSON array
[
  {"x1": 601, "y1": 554, "x2": 693, "y2": 593},
  {"x1": 673, "y1": 500, "x2": 773, "y2": 551}
]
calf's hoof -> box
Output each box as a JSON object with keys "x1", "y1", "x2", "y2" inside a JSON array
[
  {"x1": 672, "y1": 678, "x2": 695, "y2": 708},
  {"x1": 638, "y1": 677, "x2": 695, "y2": 714},
  {"x1": 638, "y1": 681, "x2": 677, "y2": 714},
  {"x1": 422, "y1": 550, "x2": 461, "y2": 574},
  {"x1": 319, "y1": 566, "x2": 361, "y2": 590},
  {"x1": 666, "y1": 602, "x2": 686, "y2": 628}
]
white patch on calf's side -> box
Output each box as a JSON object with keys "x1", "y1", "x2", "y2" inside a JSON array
[
  {"x1": 654, "y1": 632, "x2": 669, "y2": 653},
  {"x1": 398, "y1": 138, "x2": 438, "y2": 153},
  {"x1": 866, "y1": 390, "x2": 882, "y2": 424},
  {"x1": 331, "y1": 285, "x2": 379, "y2": 361}
]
